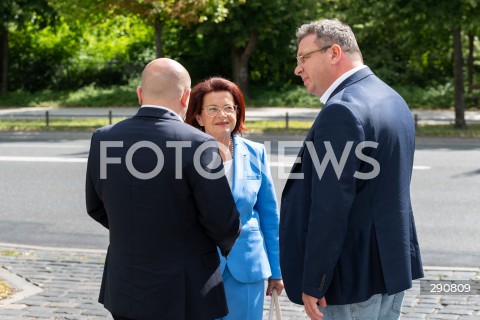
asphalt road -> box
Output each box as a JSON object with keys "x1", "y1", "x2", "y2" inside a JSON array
[{"x1": 0, "y1": 131, "x2": 479, "y2": 267}]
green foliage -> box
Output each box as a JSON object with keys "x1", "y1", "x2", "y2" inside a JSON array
[
  {"x1": 248, "y1": 84, "x2": 320, "y2": 107},
  {"x1": 0, "y1": 82, "x2": 468, "y2": 110},
  {"x1": 172, "y1": 0, "x2": 322, "y2": 86},
  {"x1": 49, "y1": 0, "x2": 234, "y2": 25},
  {"x1": 1, "y1": 0, "x2": 57, "y2": 28},
  {"x1": 0, "y1": 79, "x2": 139, "y2": 107},
  {"x1": 395, "y1": 83, "x2": 454, "y2": 109},
  {"x1": 1, "y1": 0, "x2": 479, "y2": 114},
  {"x1": 331, "y1": 0, "x2": 453, "y2": 87},
  {"x1": 8, "y1": 21, "x2": 77, "y2": 91},
  {"x1": 7, "y1": 15, "x2": 154, "y2": 91}
]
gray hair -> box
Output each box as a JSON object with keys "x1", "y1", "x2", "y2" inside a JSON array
[{"x1": 296, "y1": 19, "x2": 363, "y2": 61}]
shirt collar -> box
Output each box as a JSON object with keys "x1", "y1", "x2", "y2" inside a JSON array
[
  {"x1": 141, "y1": 105, "x2": 183, "y2": 122},
  {"x1": 320, "y1": 65, "x2": 368, "y2": 104}
]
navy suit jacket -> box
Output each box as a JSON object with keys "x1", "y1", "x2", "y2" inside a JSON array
[
  {"x1": 86, "y1": 107, "x2": 241, "y2": 319},
  {"x1": 280, "y1": 67, "x2": 423, "y2": 305}
]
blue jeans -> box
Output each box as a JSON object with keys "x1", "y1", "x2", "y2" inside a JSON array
[{"x1": 318, "y1": 291, "x2": 405, "y2": 320}]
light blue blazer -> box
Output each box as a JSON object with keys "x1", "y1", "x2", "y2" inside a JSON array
[{"x1": 219, "y1": 135, "x2": 282, "y2": 283}]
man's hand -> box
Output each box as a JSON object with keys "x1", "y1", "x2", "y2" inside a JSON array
[{"x1": 302, "y1": 293, "x2": 326, "y2": 320}]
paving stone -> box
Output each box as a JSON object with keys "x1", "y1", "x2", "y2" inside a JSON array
[
  {"x1": 24, "y1": 310, "x2": 56, "y2": 318},
  {"x1": 439, "y1": 307, "x2": 474, "y2": 315},
  {"x1": 410, "y1": 306, "x2": 441, "y2": 314},
  {"x1": 426, "y1": 315, "x2": 460, "y2": 320},
  {"x1": 0, "y1": 308, "x2": 24, "y2": 316},
  {"x1": 80, "y1": 308, "x2": 112, "y2": 317},
  {"x1": 53, "y1": 307, "x2": 83, "y2": 315},
  {"x1": 1, "y1": 244, "x2": 479, "y2": 319}
]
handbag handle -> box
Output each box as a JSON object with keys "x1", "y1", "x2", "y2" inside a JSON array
[{"x1": 268, "y1": 290, "x2": 282, "y2": 320}]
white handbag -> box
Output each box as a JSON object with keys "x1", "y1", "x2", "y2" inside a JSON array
[{"x1": 268, "y1": 290, "x2": 282, "y2": 320}]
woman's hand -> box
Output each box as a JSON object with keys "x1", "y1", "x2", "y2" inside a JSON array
[{"x1": 266, "y1": 278, "x2": 284, "y2": 296}]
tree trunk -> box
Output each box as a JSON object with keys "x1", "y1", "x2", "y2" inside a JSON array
[
  {"x1": 452, "y1": 26, "x2": 466, "y2": 129},
  {"x1": 0, "y1": 25, "x2": 8, "y2": 94},
  {"x1": 467, "y1": 31, "x2": 474, "y2": 92},
  {"x1": 232, "y1": 30, "x2": 259, "y2": 99},
  {"x1": 154, "y1": 18, "x2": 164, "y2": 58}
]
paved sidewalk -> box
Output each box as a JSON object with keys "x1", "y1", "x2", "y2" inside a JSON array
[
  {"x1": 1, "y1": 243, "x2": 479, "y2": 319},
  {"x1": 1, "y1": 107, "x2": 480, "y2": 125}
]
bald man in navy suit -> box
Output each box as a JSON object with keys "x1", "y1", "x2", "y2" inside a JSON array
[{"x1": 86, "y1": 58, "x2": 241, "y2": 320}]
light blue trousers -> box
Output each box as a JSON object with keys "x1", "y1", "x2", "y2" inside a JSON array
[
  {"x1": 318, "y1": 291, "x2": 405, "y2": 320},
  {"x1": 217, "y1": 266, "x2": 265, "y2": 320}
]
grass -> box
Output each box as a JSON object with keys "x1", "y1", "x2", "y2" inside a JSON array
[
  {"x1": 0, "y1": 82, "x2": 138, "y2": 108},
  {"x1": 2, "y1": 118, "x2": 480, "y2": 137},
  {"x1": 0, "y1": 118, "x2": 127, "y2": 131},
  {"x1": 246, "y1": 120, "x2": 313, "y2": 133},
  {"x1": 248, "y1": 85, "x2": 321, "y2": 107},
  {"x1": 0, "y1": 250, "x2": 21, "y2": 257},
  {"x1": 416, "y1": 124, "x2": 480, "y2": 138},
  {"x1": 0, "y1": 277, "x2": 14, "y2": 300}
]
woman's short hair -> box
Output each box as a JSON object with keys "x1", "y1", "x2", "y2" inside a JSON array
[{"x1": 185, "y1": 77, "x2": 247, "y2": 135}]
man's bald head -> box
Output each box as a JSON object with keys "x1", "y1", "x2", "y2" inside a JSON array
[{"x1": 137, "y1": 58, "x2": 191, "y2": 115}]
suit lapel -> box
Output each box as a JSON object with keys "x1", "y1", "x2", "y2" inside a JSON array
[
  {"x1": 231, "y1": 136, "x2": 247, "y2": 204},
  {"x1": 284, "y1": 67, "x2": 374, "y2": 196}
]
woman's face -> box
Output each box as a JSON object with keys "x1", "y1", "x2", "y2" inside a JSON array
[{"x1": 196, "y1": 91, "x2": 237, "y2": 140}]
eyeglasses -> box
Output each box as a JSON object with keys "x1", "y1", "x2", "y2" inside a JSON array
[
  {"x1": 296, "y1": 44, "x2": 333, "y2": 65},
  {"x1": 203, "y1": 104, "x2": 238, "y2": 117}
]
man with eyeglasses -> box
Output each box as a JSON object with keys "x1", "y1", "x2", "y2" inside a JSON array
[{"x1": 280, "y1": 19, "x2": 424, "y2": 320}]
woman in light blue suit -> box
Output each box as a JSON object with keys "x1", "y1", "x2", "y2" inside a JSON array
[{"x1": 186, "y1": 77, "x2": 283, "y2": 320}]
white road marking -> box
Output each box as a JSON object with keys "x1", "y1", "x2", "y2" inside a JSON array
[
  {"x1": 0, "y1": 156, "x2": 87, "y2": 163},
  {"x1": 0, "y1": 143, "x2": 88, "y2": 148},
  {"x1": 0, "y1": 156, "x2": 432, "y2": 170},
  {"x1": 270, "y1": 161, "x2": 431, "y2": 170}
]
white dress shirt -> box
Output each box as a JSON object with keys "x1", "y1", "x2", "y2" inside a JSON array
[{"x1": 320, "y1": 65, "x2": 368, "y2": 104}]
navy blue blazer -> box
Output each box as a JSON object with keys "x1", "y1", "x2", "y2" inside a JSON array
[
  {"x1": 86, "y1": 107, "x2": 241, "y2": 319},
  {"x1": 280, "y1": 67, "x2": 423, "y2": 305}
]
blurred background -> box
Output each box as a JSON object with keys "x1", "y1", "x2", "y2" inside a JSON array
[{"x1": 0, "y1": 0, "x2": 479, "y2": 127}]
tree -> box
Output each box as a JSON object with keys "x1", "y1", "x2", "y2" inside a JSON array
[
  {"x1": 190, "y1": 0, "x2": 320, "y2": 98},
  {"x1": 0, "y1": 0, "x2": 56, "y2": 93},
  {"x1": 334, "y1": 0, "x2": 480, "y2": 128},
  {"x1": 50, "y1": 0, "x2": 232, "y2": 58},
  {"x1": 411, "y1": 1, "x2": 479, "y2": 128}
]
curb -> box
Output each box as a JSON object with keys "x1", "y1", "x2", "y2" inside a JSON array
[
  {"x1": 0, "y1": 266, "x2": 43, "y2": 306},
  {"x1": 0, "y1": 242, "x2": 106, "y2": 254}
]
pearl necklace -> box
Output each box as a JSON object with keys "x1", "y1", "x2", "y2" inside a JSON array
[{"x1": 229, "y1": 137, "x2": 234, "y2": 156}]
